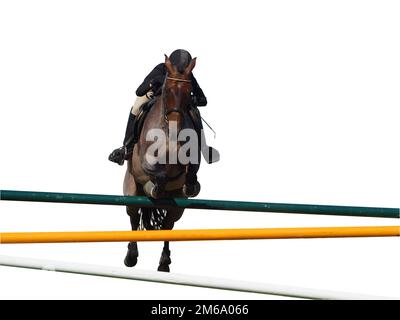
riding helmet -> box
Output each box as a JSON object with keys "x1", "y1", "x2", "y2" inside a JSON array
[{"x1": 169, "y1": 49, "x2": 192, "y2": 73}]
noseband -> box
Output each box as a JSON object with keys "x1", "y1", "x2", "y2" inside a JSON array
[{"x1": 166, "y1": 76, "x2": 192, "y2": 83}]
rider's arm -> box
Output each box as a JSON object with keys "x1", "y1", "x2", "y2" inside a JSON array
[
  {"x1": 191, "y1": 75, "x2": 208, "y2": 107},
  {"x1": 136, "y1": 63, "x2": 166, "y2": 96}
]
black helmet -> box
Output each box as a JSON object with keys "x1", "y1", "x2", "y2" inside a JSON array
[{"x1": 169, "y1": 49, "x2": 192, "y2": 73}]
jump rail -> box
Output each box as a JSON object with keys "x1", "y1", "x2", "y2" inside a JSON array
[
  {"x1": 0, "y1": 226, "x2": 399, "y2": 244},
  {"x1": 0, "y1": 255, "x2": 391, "y2": 300},
  {"x1": 1, "y1": 190, "x2": 399, "y2": 219}
]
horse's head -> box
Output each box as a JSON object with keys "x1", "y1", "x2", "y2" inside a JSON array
[{"x1": 163, "y1": 54, "x2": 196, "y2": 123}]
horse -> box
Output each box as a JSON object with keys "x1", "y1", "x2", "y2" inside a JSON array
[{"x1": 122, "y1": 55, "x2": 201, "y2": 272}]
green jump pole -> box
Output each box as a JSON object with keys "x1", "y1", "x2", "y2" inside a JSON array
[{"x1": 0, "y1": 190, "x2": 398, "y2": 219}]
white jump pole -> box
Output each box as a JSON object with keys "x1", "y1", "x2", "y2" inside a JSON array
[{"x1": 0, "y1": 255, "x2": 391, "y2": 300}]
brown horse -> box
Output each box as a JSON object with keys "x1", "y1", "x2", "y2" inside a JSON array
[{"x1": 122, "y1": 55, "x2": 201, "y2": 272}]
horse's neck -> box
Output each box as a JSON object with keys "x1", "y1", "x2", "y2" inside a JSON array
[
  {"x1": 147, "y1": 96, "x2": 166, "y2": 129},
  {"x1": 142, "y1": 92, "x2": 192, "y2": 142}
]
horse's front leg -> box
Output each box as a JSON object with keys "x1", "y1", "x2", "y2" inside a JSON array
[{"x1": 183, "y1": 163, "x2": 201, "y2": 197}]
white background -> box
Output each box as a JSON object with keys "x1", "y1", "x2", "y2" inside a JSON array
[{"x1": 0, "y1": 0, "x2": 399, "y2": 299}]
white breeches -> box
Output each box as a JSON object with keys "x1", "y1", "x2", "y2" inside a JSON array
[{"x1": 131, "y1": 91, "x2": 154, "y2": 116}]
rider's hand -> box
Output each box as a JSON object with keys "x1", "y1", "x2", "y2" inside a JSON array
[{"x1": 146, "y1": 91, "x2": 154, "y2": 99}]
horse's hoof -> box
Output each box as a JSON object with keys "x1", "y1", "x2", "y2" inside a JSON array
[
  {"x1": 151, "y1": 186, "x2": 161, "y2": 199},
  {"x1": 124, "y1": 253, "x2": 138, "y2": 267},
  {"x1": 143, "y1": 181, "x2": 162, "y2": 199},
  {"x1": 143, "y1": 181, "x2": 156, "y2": 198},
  {"x1": 124, "y1": 244, "x2": 138, "y2": 267},
  {"x1": 183, "y1": 181, "x2": 201, "y2": 197},
  {"x1": 157, "y1": 264, "x2": 170, "y2": 272}
]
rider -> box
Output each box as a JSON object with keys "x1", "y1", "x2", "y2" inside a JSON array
[{"x1": 108, "y1": 49, "x2": 220, "y2": 166}]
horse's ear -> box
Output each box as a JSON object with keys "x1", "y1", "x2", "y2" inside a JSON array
[
  {"x1": 165, "y1": 54, "x2": 177, "y2": 75},
  {"x1": 184, "y1": 57, "x2": 197, "y2": 76}
]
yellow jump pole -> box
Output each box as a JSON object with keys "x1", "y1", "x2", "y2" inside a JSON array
[{"x1": 0, "y1": 226, "x2": 399, "y2": 244}]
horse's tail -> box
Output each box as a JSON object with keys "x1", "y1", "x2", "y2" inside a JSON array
[{"x1": 138, "y1": 207, "x2": 167, "y2": 230}]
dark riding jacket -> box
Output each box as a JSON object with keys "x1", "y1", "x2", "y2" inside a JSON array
[{"x1": 136, "y1": 63, "x2": 207, "y2": 107}]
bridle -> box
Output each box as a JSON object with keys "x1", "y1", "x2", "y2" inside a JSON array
[
  {"x1": 163, "y1": 76, "x2": 192, "y2": 119},
  {"x1": 166, "y1": 76, "x2": 192, "y2": 83}
]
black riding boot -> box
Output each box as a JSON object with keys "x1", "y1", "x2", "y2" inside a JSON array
[
  {"x1": 108, "y1": 112, "x2": 137, "y2": 166},
  {"x1": 200, "y1": 132, "x2": 220, "y2": 164},
  {"x1": 191, "y1": 108, "x2": 220, "y2": 164}
]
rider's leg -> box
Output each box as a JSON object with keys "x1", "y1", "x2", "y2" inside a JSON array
[
  {"x1": 109, "y1": 92, "x2": 153, "y2": 165},
  {"x1": 190, "y1": 107, "x2": 220, "y2": 164},
  {"x1": 123, "y1": 93, "x2": 150, "y2": 146},
  {"x1": 200, "y1": 129, "x2": 220, "y2": 164}
]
